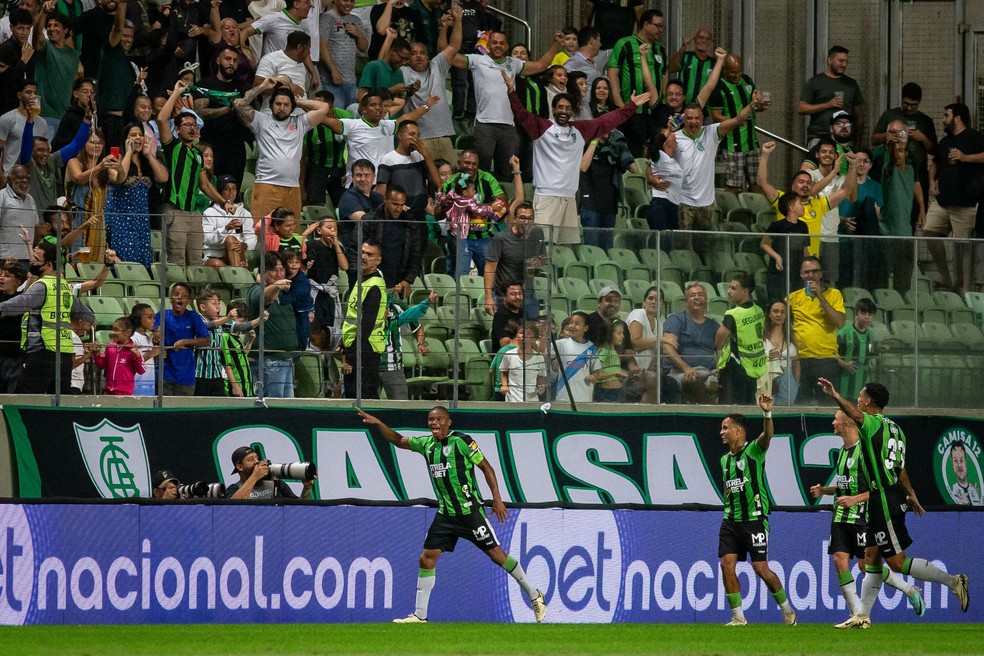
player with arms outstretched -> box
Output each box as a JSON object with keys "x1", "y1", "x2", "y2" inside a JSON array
[
  {"x1": 818, "y1": 379, "x2": 970, "y2": 627},
  {"x1": 719, "y1": 393, "x2": 798, "y2": 626},
  {"x1": 810, "y1": 410, "x2": 925, "y2": 623},
  {"x1": 358, "y1": 405, "x2": 547, "y2": 623}
]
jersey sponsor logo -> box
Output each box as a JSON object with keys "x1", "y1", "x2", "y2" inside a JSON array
[
  {"x1": 429, "y1": 461, "x2": 451, "y2": 479},
  {"x1": 74, "y1": 420, "x2": 151, "y2": 499},
  {"x1": 933, "y1": 427, "x2": 984, "y2": 507},
  {"x1": 835, "y1": 474, "x2": 855, "y2": 493},
  {"x1": 724, "y1": 476, "x2": 747, "y2": 495}
]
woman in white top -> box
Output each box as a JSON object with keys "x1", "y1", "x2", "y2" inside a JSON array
[
  {"x1": 625, "y1": 286, "x2": 662, "y2": 403},
  {"x1": 644, "y1": 128, "x2": 685, "y2": 250},
  {"x1": 760, "y1": 300, "x2": 800, "y2": 405}
]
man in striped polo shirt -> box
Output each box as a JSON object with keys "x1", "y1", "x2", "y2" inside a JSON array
[
  {"x1": 709, "y1": 53, "x2": 769, "y2": 195},
  {"x1": 668, "y1": 28, "x2": 716, "y2": 106},
  {"x1": 718, "y1": 393, "x2": 798, "y2": 626},
  {"x1": 606, "y1": 9, "x2": 666, "y2": 157},
  {"x1": 818, "y1": 379, "x2": 970, "y2": 627},
  {"x1": 358, "y1": 406, "x2": 547, "y2": 624},
  {"x1": 156, "y1": 80, "x2": 234, "y2": 266},
  {"x1": 811, "y1": 410, "x2": 924, "y2": 624}
]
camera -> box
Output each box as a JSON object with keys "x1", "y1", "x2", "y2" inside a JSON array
[
  {"x1": 177, "y1": 481, "x2": 226, "y2": 498},
  {"x1": 264, "y1": 461, "x2": 317, "y2": 481}
]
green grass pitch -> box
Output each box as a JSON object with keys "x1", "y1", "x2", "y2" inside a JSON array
[{"x1": 0, "y1": 623, "x2": 981, "y2": 655}]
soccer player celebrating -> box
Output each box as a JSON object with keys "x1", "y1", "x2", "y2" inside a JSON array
[
  {"x1": 358, "y1": 406, "x2": 547, "y2": 623},
  {"x1": 810, "y1": 410, "x2": 925, "y2": 623},
  {"x1": 718, "y1": 394, "x2": 798, "y2": 626},
  {"x1": 818, "y1": 379, "x2": 970, "y2": 627}
]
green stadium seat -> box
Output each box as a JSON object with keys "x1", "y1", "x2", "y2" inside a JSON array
[
  {"x1": 87, "y1": 296, "x2": 125, "y2": 327},
  {"x1": 219, "y1": 266, "x2": 258, "y2": 295},
  {"x1": 738, "y1": 192, "x2": 772, "y2": 215},
  {"x1": 295, "y1": 354, "x2": 326, "y2": 398}
]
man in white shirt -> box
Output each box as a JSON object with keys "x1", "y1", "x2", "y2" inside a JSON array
[
  {"x1": 233, "y1": 77, "x2": 332, "y2": 222},
  {"x1": 450, "y1": 30, "x2": 561, "y2": 180},
  {"x1": 254, "y1": 30, "x2": 313, "y2": 102},
  {"x1": 240, "y1": 0, "x2": 319, "y2": 83},
  {"x1": 673, "y1": 100, "x2": 753, "y2": 254},
  {"x1": 504, "y1": 72, "x2": 646, "y2": 245},
  {"x1": 0, "y1": 79, "x2": 49, "y2": 175},
  {"x1": 0, "y1": 165, "x2": 37, "y2": 261}
]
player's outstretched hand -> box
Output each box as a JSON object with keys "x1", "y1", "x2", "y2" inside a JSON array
[
  {"x1": 357, "y1": 408, "x2": 382, "y2": 427},
  {"x1": 758, "y1": 393, "x2": 773, "y2": 414},
  {"x1": 492, "y1": 498, "x2": 508, "y2": 524},
  {"x1": 817, "y1": 377, "x2": 836, "y2": 397}
]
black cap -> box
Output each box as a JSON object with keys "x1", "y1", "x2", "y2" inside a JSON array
[
  {"x1": 230, "y1": 446, "x2": 256, "y2": 474},
  {"x1": 830, "y1": 110, "x2": 851, "y2": 124},
  {"x1": 152, "y1": 470, "x2": 178, "y2": 489}
]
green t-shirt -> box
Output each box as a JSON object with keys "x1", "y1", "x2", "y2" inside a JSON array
[
  {"x1": 359, "y1": 60, "x2": 404, "y2": 93},
  {"x1": 722, "y1": 439, "x2": 769, "y2": 522},
  {"x1": 36, "y1": 43, "x2": 80, "y2": 118},
  {"x1": 837, "y1": 324, "x2": 872, "y2": 400},
  {"x1": 95, "y1": 43, "x2": 136, "y2": 112},
  {"x1": 407, "y1": 430, "x2": 485, "y2": 516},
  {"x1": 247, "y1": 283, "x2": 299, "y2": 360}
]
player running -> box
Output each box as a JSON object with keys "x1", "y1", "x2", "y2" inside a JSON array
[
  {"x1": 818, "y1": 379, "x2": 970, "y2": 627},
  {"x1": 810, "y1": 410, "x2": 925, "y2": 623},
  {"x1": 718, "y1": 393, "x2": 798, "y2": 627},
  {"x1": 358, "y1": 406, "x2": 547, "y2": 623}
]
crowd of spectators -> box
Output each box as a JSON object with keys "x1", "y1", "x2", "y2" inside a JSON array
[{"x1": 0, "y1": 1, "x2": 980, "y2": 404}]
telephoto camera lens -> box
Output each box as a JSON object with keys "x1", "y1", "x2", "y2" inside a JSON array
[
  {"x1": 177, "y1": 482, "x2": 227, "y2": 498},
  {"x1": 266, "y1": 462, "x2": 317, "y2": 481}
]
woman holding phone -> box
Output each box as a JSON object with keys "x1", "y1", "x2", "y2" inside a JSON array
[
  {"x1": 66, "y1": 128, "x2": 120, "y2": 263},
  {"x1": 103, "y1": 123, "x2": 169, "y2": 267}
]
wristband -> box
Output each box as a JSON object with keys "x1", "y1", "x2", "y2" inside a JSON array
[
  {"x1": 511, "y1": 170, "x2": 521, "y2": 175},
  {"x1": 763, "y1": 411, "x2": 772, "y2": 419},
  {"x1": 590, "y1": 140, "x2": 598, "y2": 146}
]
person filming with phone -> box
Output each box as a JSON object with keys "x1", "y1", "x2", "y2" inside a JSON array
[{"x1": 786, "y1": 255, "x2": 845, "y2": 405}]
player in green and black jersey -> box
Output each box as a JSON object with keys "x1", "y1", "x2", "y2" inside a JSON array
[
  {"x1": 819, "y1": 379, "x2": 971, "y2": 627},
  {"x1": 811, "y1": 410, "x2": 924, "y2": 622},
  {"x1": 358, "y1": 406, "x2": 547, "y2": 623},
  {"x1": 718, "y1": 394, "x2": 797, "y2": 627}
]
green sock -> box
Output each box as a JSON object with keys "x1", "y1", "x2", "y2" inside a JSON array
[
  {"x1": 726, "y1": 592, "x2": 745, "y2": 621},
  {"x1": 837, "y1": 570, "x2": 855, "y2": 586},
  {"x1": 501, "y1": 554, "x2": 537, "y2": 599}
]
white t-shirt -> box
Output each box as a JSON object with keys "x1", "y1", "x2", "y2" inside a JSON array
[
  {"x1": 250, "y1": 110, "x2": 313, "y2": 186},
  {"x1": 0, "y1": 110, "x2": 49, "y2": 175},
  {"x1": 625, "y1": 308, "x2": 661, "y2": 370},
  {"x1": 203, "y1": 202, "x2": 257, "y2": 259},
  {"x1": 131, "y1": 331, "x2": 155, "y2": 392},
  {"x1": 808, "y1": 167, "x2": 845, "y2": 242},
  {"x1": 402, "y1": 53, "x2": 452, "y2": 139},
  {"x1": 554, "y1": 337, "x2": 599, "y2": 403},
  {"x1": 71, "y1": 331, "x2": 85, "y2": 391},
  {"x1": 255, "y1": 50, "x2": 309, "y2": 100},
  {"x1": 673, "y1": 124, "x2": 722, "y2": 207},
  {"x1": 531, "y1": 122, "x2": 584, "y2": 197},
  {"x1": 340, "y1": 117, "x2": 398, "y2": 183},
  {"x1": 650, "y1": 151, "x2": 684, "y2": 206},
  {"x1": 0, "y1": 186, "x2": 37, "y2": 260},
  {"x1": 467, "y1": 55, "x2": 525, "y2": 124},
  {"x1": 252, "y1": 5, "x2": 321, "y2": 62},
  {"x1": 499, "y1": 350, "x2": 545, "y2": 402}
]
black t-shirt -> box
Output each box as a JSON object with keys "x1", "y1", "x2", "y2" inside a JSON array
[
  {"x1": 765, "y1": 218, "x2": 809, "y2": 275},
  {"x1": 589, "y1": 0, "x2": 644, "y2": 50},
  {"x1": 224, "y1": 479, "x2": 297, "y2": 499},
  {"x1": 306, "y1": 239, "x2": 340, "y2": 284},
  {"x1": 0, "y1": 292, "x2": 23, "y2": 357},
  {"x1": 193, "y1": 74, "x2": 251, "y2": 143},
  {"x1": 75, "y1": 8, "x2": 115, "y2": 77},
  {"x1": 936, "y1": 129, "x2": 984, "y2": 207},
  {"x1": 367, "y1": 4, "x2": 418, "y2": 60},
  {"x1": 459, "y1": 0, "x2": 502, "y2": 51},
  {"x1": 486, "y1": 227, "x2": 546, "y2": 295},
  {"x1": 585, "y1": 310, "x2": 610, "y2": 346},
  {"x1": 491, "y1": 306, "x2": 523, "y2": 346},
  {"x1": 580, "y1": 152, "x2": 617, "y2": 213}
]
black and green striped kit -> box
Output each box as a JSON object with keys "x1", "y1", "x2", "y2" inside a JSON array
[
  {"x1": 722, "y1": 439, "x2": 770, "y2": 522},
  {"x1": 162, "y1": 139, "x2": 204, "y2": 211},
  {"x1": 832, "y1": 442, "x2": 867, "y2": 524},
  {"x1": 409, "y1": 431, "x2": 485, "y2": 516}
]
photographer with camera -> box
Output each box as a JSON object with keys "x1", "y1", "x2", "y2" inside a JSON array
[
  {"x1": 225, "y1": 446, "x2": 315, "y2": 500},
  {"x1": 151, "y1": 469, "x2": 226, "y2": 499}
]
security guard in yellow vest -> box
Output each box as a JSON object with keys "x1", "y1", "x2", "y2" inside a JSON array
[
  {"x1": 342, "y1": 239, "x2": 387, "y2": 399},
  {"x1": 0, "y1": 242, "x2": 95, "y2": 394},
  {"x1": 715, "y1": 272, "x2": 766, "y2": 404}
]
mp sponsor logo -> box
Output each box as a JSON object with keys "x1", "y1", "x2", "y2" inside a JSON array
[
  {"x1": 507, "y1": 509, "x2": 621, "y2": 623},
  {"x1": 75, "y1": 420, "x2": 151, "y2": 499},
  {"x1": 0, "y1": 505, "x2": 33, "y2": 626}
]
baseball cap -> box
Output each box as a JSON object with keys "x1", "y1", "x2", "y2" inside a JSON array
[
  {"x1": 597, "y1": 285, "x2": 621, "y2": 300},
  {"x1": 152, "y1": 470, "x2": 178, "y2": 489},
  {"x1": 830, "y1": 110, "x2": 851, "y2": 124},
  {"x1": 230, "y1": 446, "x2": 256, "y2": 474}
]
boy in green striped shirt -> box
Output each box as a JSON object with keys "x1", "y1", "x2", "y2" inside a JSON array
[
  {"x1": 811, "y1": 410, "x2": 923, "y2": 623},
  {"x1": 819, "y1": 379, "x2": 970, "y2": 627},
  {"x1": 358, "y1": 406, "x2": 546, "y2": 623},
  {"x1": 718, "y1": 393, "x2": 797, "y2": 626}
]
